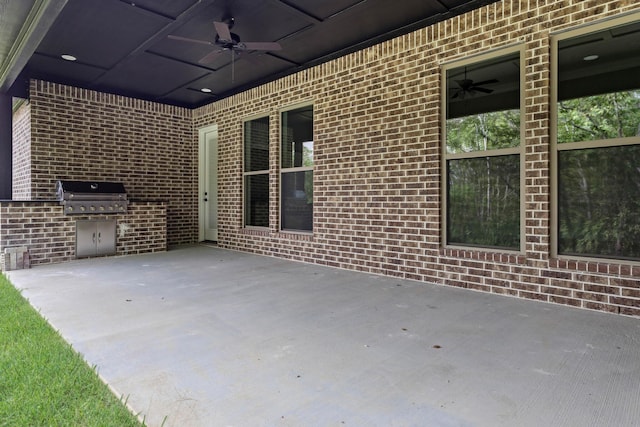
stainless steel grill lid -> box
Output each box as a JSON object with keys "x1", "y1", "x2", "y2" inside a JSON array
[{"x1": 56, "y1": 180, "x2": 128, "y2": 214}]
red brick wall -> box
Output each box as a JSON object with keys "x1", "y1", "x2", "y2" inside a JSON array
[
  {"x1": 28, "y1": 81, "x2": 195, "y2": 245},
  {"x1": 11, "y1": 100, "x2": 31, "y2": 200},
  {"x1": 193, "y1": 0, "x2": 640, "y2": 316}
]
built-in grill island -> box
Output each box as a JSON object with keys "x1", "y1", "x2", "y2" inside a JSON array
[
  {"x1": 1, "y1": 182, "x2": 166, "y2": 271},
  {"x1": 56, "y1": 180, "x2": 128, "y2": 258}
]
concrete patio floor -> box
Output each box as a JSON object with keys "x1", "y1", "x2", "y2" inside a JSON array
[{"x1": 6, "y1": 245, "x2": 640, "y2": 427}]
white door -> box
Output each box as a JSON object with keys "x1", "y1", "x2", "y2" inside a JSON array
[{"x1": 199, "y1": 125, "x2": 218, "y2": 241}]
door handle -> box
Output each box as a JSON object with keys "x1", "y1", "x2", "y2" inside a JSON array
[{"x1": 92, "y1": 232, "x2": 96, "y2": 244}]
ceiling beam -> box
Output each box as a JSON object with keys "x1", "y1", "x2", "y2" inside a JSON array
[{"x1": 0, "y1": 0, "x2": 68, "y2": 93}]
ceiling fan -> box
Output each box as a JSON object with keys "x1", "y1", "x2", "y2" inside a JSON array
[
  {"x1": 168, "y1": 17, "x2": 282, "y2": 64},
  {"x1": 451, "y1": 68, "x2": 498, "y2": 99}
]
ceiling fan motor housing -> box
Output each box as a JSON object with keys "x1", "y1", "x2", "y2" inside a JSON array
[{"x1": 216, "y1": 32, "x2": 241, "y2": 48}]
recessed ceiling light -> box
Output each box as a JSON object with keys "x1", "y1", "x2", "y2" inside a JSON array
[
  {"x1": 200, "y1": 88, "x2": 212, "y2": 93},
  {"x1": 583, "y1": 55, "x2": 599, "y2": 61},
  {"x1": 61, "y1": 54, "x2": 77, "y2": 61}
]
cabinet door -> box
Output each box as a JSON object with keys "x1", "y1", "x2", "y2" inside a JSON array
[
  {"x1": 96, "y1": 220, "x2": 116, "y2": 256},
  {"x1": 76, "y1": 221, "x2": 97, "y2": 257}
]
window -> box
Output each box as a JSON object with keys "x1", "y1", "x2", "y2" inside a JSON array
[
  {"x1": 554, "y1": 18, "x2": 640, "y2": 260},
  {"x1": 443, "y1": 49, "x2": 523, "y2": 250},
  {"x1": 281, "y1": 105, "x2": 313, "y2": 232},
  {"x1": 243, "y1": 116, "x2": 270, "y2": 227}
]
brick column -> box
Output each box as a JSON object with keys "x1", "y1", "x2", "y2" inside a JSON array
[{"x1": 0, "y1": 93, "x2": 12, "y2": 199}]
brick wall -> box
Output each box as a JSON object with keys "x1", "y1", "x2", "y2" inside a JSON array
[
  {"x1": 193, "y1": 0, "x2": 640, "y2": 317},
  {"x1": 11, "y1": 100, "x2": 31, "y2": 200},
  {"x1": 28, "y1": 81, "x2": 195, "y2": 246},
  {"x1": 0, "y1": 201, "x2": 166, "y2": 269}
]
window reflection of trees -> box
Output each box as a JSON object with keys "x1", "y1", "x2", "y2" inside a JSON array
[
  {"x1": 558, "y1": 91, "x2": 640, "y2": 143},
  {"x1": 444, "y1": 50, "x2": 521, "y2": 250},
  {"x1": 447, "y1": 110, "x2": 520, "y2": 153},
  {"x1": 557, "y1": 92, "x2": 640, "y2": 259},
  {"x1": 556, "y1": 18, "x2": 640, "y2": 260},
  {"x1": 559, "y1": 146, "x2": 640, "y2": 259},
  {"x1": 448, "y1": 155, "x2": 520, "y2": 248}
]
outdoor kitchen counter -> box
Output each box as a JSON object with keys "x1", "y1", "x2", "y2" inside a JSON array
[{"x1": 0, "y1": 200, "x2": 167, "y2": 270}]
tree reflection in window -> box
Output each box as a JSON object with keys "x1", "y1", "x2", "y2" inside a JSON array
[
  {"x1": 444, "y1": 50, "x2": 521, "y2": 249},
  {"x1": 556, "y1": 19, "x2": 640, "y2": 260},
  {"x1": 448, "y1": 155, "x2": 520, "y2": 248},
  {"x1": 558, "y1": 145, "x2": 640, "y2": 259}
]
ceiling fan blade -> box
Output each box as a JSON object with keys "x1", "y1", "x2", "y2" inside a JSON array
[
  {"x1": 234, "y1": 51, "x2": 264, "y2": 65},
  {"x1": 214, "y1": 21, "x2": 232, "y2": 42},
  {"x1": 239, "y1": 41, "x2": 282, "y2": 51},
  {"x1": 198, "y1": 49, "x2": 225, "y2": 64},
  {"x1": 471, "y1": 79, "x2": 498, "y2": 87},
  {"x1": 455, "y1": 79, "x2": 474, "y2": 90},
  {"x1": 473, "y1": 87, "x2": 494, "y2": 94},
  {"x1": 168, "y1": 35, "x2": 213, "y2": 46}
]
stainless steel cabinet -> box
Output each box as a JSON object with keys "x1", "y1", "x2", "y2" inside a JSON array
[{"x1": 76, "y1": 220, "x2": 116, "y2": 257}]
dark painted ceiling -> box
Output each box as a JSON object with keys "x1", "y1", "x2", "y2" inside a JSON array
[{"x1": 6, "y1": 0, "x2": 499, "y2": 109}]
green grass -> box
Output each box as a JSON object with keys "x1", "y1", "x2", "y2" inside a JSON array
[{"x1": 0, "y1": 273, "x2": 143, "y2": 427}]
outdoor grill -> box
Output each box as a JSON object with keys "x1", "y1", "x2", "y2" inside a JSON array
[{"x1": 56, "y1": 180, "x2": 128, "y2": 215}]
